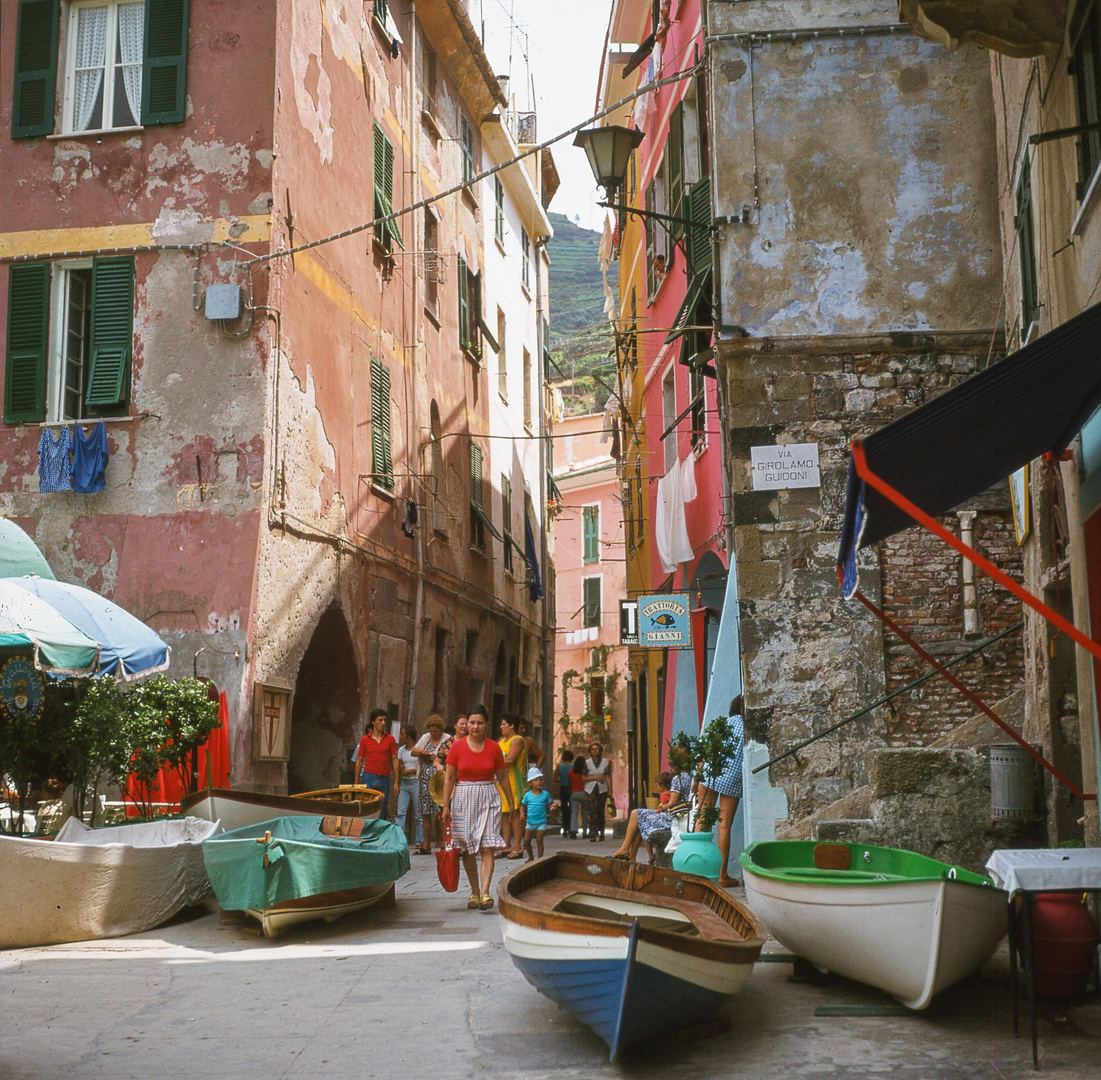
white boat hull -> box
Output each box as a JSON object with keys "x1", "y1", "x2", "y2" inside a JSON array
[
  {"x1": 247, "y1": 882, "x2": 395, "y2": 939},
  {"x1": 743, "y1": 870, "x2": 1008, "y2": 1009},
  {"x1": 183, "y1": 792, "x2": 380, "y2": 831},
  {"x1": 0, "y1": 817, "x2": 221, "y2": 949}
]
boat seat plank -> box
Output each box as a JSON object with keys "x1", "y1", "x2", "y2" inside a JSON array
[
  {"x1": 521, "y1": 877, "x2": 747, "y2": 942},
  {"x1": 813, "y1": 843, "x2": 852, "y2": 870}
]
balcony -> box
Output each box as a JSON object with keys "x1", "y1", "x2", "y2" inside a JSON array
[{"x1": 899, "y1": 1, "x2": 1066, "y2": 58}]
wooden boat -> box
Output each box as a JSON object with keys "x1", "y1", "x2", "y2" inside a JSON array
[
  {"x1": 0, "y1": 816, "x2": 220, "y2": 949},
  {"x1": 497, "y1": 852, "x2": 766, "y2": 1060},
  {"x1": 739, "y1": 840, "x2": 1008, "y2": 1010},
  {"x1": 180, "y1": 785, "x2": 383, "y2": 830},
  {"x1": 201, "y1": 815, "x2": 409, "y2": 939}
]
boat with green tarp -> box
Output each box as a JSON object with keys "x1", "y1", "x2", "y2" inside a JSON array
[
  {"x1": 739, "y1": 840, "x2": 1007, "y2": 1009},
  {"x1": 202, "y1": 815, "x2": 409, "y2": 938}
]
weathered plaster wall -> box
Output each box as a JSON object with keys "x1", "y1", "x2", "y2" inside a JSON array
[
  {"x1": 0, "y1": 1, "x2": 276, "y2": 766},
  {"x1": 988, "y1": 43, "x2": 1100, "y2": 845},
  {"x1": 710, "y1": 3, "x2": 1000, "y2": 337}
]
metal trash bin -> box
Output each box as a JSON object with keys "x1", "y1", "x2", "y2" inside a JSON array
[{"x1": 990, "y1": 743, "x2": 1036, "y2": 821}]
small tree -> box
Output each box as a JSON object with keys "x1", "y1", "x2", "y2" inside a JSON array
[
  {"x1": 123, "y1": 677, "x2": 220, "y2": 816},
  {"x1": 668, "y1": 714, "x2": 741, "y2": 830}
]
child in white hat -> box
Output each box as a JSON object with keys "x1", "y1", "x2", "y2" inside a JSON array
[{"x1": 521, "y1": 766, "x2": 552, "y2": 861}]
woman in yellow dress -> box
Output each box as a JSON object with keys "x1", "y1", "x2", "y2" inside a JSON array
[{"x1": 497, "y1": 713, "x2": 527, "y2": 859}]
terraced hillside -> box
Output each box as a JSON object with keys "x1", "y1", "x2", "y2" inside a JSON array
[{"x1": 546, "y1": 213, "x2": 618, "y2": 417}]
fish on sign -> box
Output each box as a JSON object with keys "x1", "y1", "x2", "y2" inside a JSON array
[
  {"x1": 750, "y1": 442, "x2": 820, "y2": 491},
  {"x1": 638, "y1": 593, "x2": 692, "y2": 648}
]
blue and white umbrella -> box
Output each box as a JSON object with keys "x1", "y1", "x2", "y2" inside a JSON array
[{"x1": 6, "y1": 578, "x2": 169, "y2": 680}]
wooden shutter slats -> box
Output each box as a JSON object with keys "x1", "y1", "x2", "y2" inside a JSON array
[
  {"x1": 4, "y1": 263, "x2": 50, "y2": 422},
  {"x1": 12, "y1": 0, "x2": 59, "y2": 139},
  {"x1": 142, "y1": 0, "x2": 190, "y2": 125},
  {"x1": 85, "y1": 257, "x2": 134, "y2": 408}
]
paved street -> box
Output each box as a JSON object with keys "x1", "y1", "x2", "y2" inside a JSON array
[{"x1": 2, "y1": 832, "x2": 1098, "y2": 1080}]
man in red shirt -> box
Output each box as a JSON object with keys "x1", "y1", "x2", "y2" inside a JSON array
[{"x1": 354, "y1": 708, "x2": 400, "y2": 820}]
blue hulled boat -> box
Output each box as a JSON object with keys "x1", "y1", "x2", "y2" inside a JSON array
[{"x1": 497, "y1": 853, "x2": 765, "y2": 1059}]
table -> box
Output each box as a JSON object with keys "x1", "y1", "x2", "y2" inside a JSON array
[{"x1": 985, "y1": 848, "x2": 1101, "y2": 1069}]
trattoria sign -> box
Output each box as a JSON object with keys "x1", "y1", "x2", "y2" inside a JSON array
[
  {"x1": 638, "y1": 593, "x2": 692, "y2": 648},
  {"x1": 750, "y1": 442, "x2": 820, "y2": 490}
]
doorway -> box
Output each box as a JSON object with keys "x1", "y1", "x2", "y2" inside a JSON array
[{"x1": 288, "y1": 606, "x2": 362, "y2": 793}]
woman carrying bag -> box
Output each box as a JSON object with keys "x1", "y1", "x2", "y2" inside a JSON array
[{"x1": 441, "y1": 705, "x2": 516, "y2": 911}]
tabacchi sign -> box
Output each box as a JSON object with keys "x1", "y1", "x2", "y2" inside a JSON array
[
  {"x1": 750, "y1": 442, "x2": 820, "y2": 490},
  {"x1": 638, "y1": 593, "x2": 692, "y2": 648}
]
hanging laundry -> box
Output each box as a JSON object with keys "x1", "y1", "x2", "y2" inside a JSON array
[
  {"x1": 38, "y1": 427, "x2": 73, "y2": 493},
  {"x1": 525, "y1": 512, "x2": 543, "y2": 602},
  {"x1": 655, "y1": 455, "x2": 698, "y2": 574},
  {"x1": 71, "y1": 421, "x2": 109, "y2": 494},
  {"x1": 401, "y1": 498, "x2": 418, "y2": 538}
]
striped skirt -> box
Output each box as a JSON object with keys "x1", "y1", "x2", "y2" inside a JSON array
[{"x1": 451, "y1": 781, "x2": 505, "y2": 854}]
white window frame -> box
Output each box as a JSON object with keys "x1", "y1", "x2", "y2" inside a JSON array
[
  {"x1": 662, "y1": 363, "x2": 677, "y2": 473},
  {"x1": 47, "y1": 259, "x2": 93, "y2": 423},
  {"x1": 62, "y1": 1, "x2": 146, "y2": 136}
]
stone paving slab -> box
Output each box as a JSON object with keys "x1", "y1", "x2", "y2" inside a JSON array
[{"x1": 1, "y1": 832, "x2": 1098, "y2": 1079}]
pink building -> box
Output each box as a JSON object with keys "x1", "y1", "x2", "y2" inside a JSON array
[{"x1": 552, "y1": 411, "x2": 628, "y2": 814}]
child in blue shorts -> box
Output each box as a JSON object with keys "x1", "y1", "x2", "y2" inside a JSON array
[{"x1": 521, "y1": 767, "x2": 553, "y2": 861}]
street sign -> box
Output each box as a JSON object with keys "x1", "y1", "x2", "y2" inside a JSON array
[
  {"x1": 619, "y1": 599, "x2": 639, "y2": 646},
  {"x1": 638, "y1": 593, "x2": 692, "y2": 648},
  {"x1": 750, "y1": 442, "x2": 820, "y2": 490}
]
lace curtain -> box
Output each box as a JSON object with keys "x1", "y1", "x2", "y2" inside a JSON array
[
  {"x1": 117, "y1": 3, "x2": 144, "y2": 125},
  {"x1": 72, "y1": 6, "x2": 108, "y2": 132}
]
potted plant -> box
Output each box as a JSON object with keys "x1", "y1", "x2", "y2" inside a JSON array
[{"x1": 666, "y1": 714, "x2": 741, "y2": 881}]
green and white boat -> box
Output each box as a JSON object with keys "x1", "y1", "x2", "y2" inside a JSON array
[
  {"x1": 202, "y1": 815, "x2": 410, "y2": 938},
  {"x1": 739, "y1": 840, "x2": 1008, "y2": 1009}
]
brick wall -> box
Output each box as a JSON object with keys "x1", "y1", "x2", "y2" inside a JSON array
[{"x1": 880, "y1": 510, "x2": 1025, "y2": 744}]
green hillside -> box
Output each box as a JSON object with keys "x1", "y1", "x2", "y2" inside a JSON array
[{"x1": 546, "y1": 213, "x2": 618, "y2": 417}]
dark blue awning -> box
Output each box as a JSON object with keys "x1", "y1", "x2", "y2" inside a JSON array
[{"x1": 838, "y1": 301, "x2": 1101, "y2": 597}]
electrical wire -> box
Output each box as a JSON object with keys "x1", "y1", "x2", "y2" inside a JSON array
[{"x1": 247, "y1": 62, "x2": 701, "y2": 267}]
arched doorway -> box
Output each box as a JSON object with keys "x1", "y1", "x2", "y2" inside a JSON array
[{"x1": 288, "y1": 606, "x2": 361, "y2": 793}]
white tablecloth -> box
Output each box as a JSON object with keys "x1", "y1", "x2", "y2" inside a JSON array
[{"x1": 985, "y1": 848, "x2": 1101, "y2": 893}]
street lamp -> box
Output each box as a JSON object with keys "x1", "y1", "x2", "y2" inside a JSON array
[
  {"x1": 573, "y1": 125, "x2": 644, "y2": 201},
  {"x1": 574, "y1": 125, "x2": 702, "y2": 234}
]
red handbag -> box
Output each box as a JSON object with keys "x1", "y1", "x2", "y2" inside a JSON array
[{"x1": 436, "y1": 822, "x2": 461, "y2": 892}]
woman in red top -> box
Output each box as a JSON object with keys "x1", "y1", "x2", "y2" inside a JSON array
[
  {"x1": 354, "y1": 708, "x2": 399, "y2": 820},
  {"x1": 441, "y1": 704, "x2": 516, "y2": 911}
]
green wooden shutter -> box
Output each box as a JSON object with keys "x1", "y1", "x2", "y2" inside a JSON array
[
  {"x1": 667, "y1": 103, "x2": 684, "y2": 241},
  {"x1": 4, "y1": 263, "x2": 51, "y2": 423},
  {"x1": 85, "y1": 257, "x2": 134, "y2": 408},
  {"x1": 458, "y1": 255, "x2": 471, "y2": 350},
  {"x1": 685, "y1": 175, "x2": 712, "y2": 275},
  {"x1": 468, "y1": 440, "x2": 483, "y2": 507},
  {"x1": 1016, "y1": 154, "x2": 1040, "y2": 332},
  {"x1": 583, "y1": 577, "x2": 601, "y2": 627},
  {"x1": 142, "y1": 0, "x2": 190, "y2": 125},
  {"x1": 583, "y1": 505, "x2": 599, "y2": 563},
  {"x1": 645, "y1": 180, "x2": 657, "y2": 298},
  {"x1": 370, "y1": 356, "x2": 393, "y2": 489},
  {"x1": 12, "y1": 0, "x2": 59, "y2": 139},
  {"x1": 470, "y1": 271, "x2": 482, "y2": 356}
]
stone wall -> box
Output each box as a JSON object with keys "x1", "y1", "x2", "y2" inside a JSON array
[{"x1": 721, "y1": 334, "x2": 1023, "y2": 824}]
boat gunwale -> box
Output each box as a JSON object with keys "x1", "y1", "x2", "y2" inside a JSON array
[
  {"x1": 498, "y1": 852, "x2": 766, "y2": 963},
  {"x1": 740, "y1": 840, "x2": 1002, "y2": 892},
  {"x1": 181, "y1": 787, "x2": 384, "y2": 819}
]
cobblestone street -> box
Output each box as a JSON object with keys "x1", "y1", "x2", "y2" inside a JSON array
[{"x1": 2, "y1": 834, "x2": 1098, "y2": 1080}]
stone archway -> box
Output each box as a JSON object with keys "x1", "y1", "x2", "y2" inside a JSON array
[{"x1": 288, "y1": 606, "x2": 361, "y2": 794}]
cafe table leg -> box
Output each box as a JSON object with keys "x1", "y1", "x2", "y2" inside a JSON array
[
  {"x1": 1021, "y1": 892, "x2": 1038, "y2": 1069},
  {"x1": 1007, "y1": 893, "x2": 1018, "y2": 1035}
]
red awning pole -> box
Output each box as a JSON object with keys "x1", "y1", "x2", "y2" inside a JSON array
[
  {"x1": 846, "y1": 586, "x2": 1093, "y2": 802},
  {"x1": 851, "y1": 438, "x2": 1101, "y2": 666}
]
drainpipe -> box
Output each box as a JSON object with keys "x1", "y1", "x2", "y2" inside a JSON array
[
  {"x1": 535, "y1": 232, "x2": 552, "y2": 763},
  {"x1": 958, "y1": 511, "x2": 980, "y2": 637},
  {"x1": 406, "y1": 0, "x2": 427, "y2": 729}
]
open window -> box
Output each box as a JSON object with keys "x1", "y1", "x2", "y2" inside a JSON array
[{"x1": 4, "y1": 257, "x2": 133, "y2": 424}]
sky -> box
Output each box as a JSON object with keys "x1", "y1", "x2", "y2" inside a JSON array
[{"x1": 473, "y1": 0, "x2": 615, "y2": 232}]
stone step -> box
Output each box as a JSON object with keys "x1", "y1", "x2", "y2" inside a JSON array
[{"x1": 812, "y1": 818, "x2": 876, "y2": 843}]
